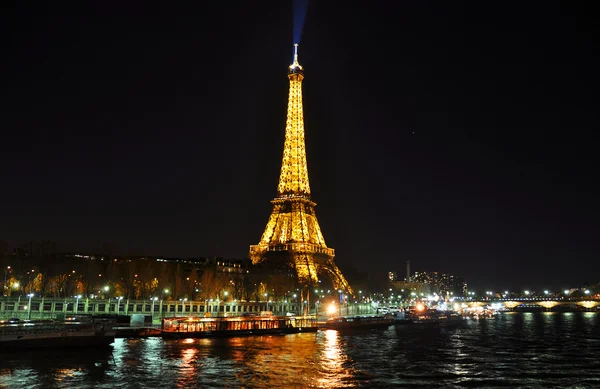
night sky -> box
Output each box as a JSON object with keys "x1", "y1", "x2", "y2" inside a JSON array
[{"x1": 1, "y1": 2, "x2": 599, "y2": 291}]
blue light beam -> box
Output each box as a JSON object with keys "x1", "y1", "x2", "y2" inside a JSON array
[{"x1": 293, "y1": 0, "x2": 309, "y2": 44}]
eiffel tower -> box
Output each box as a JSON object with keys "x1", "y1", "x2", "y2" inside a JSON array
[{"x1": 250, "y1": 45, "x2": 352, "y2": 295}]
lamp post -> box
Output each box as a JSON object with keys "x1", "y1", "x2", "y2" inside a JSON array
[
  {"x1": 3, "y1": 266, "x2": 10, "y2": 296},
  {"x1": 179, "y1": 298, "x2": 188, "y2": 315},
  {"x1": 116, "y1": 296, "x2": 123, "y2": 314},
  {"x1": 292, "y1": 293, "x2": 297, "y2": 315},
  {"x1": 151, "y1": 297, "x2": 158, "y2": 319},
  {"x1": 75, "y1": 295, "x2": 81, "y2": 314},
  {"x1": 223, "y1": 291, "x2": 229, "y2": 316},
  {"x1": 27, "y1": 293, "x2": 34, "y2": 320}
]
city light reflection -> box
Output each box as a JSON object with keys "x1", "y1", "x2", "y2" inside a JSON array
[
  {"x1": 317, "y1": 329, "x2": 352, "y2": 388},
  {"x1": 177, "y1": 346, "x2": 198, "y2": 384}
]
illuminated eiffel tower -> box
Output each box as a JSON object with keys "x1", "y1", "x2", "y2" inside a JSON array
[{"x1": 250, "y1": 45, "x2": 352, "y2": 295}]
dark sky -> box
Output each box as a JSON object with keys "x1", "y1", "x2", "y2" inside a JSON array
[{"x1": 1, "y1": 2, "x2": 599, "y2": 291}]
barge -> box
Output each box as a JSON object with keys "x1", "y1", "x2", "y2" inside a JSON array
[
  {"x1": 324, "y1": 315, "x2": 394, "y2": 331},
  {"x1": 394, "y1": 307, "x2": 464, "y2": 330},
  {"x1": 0, "y1": 317, "x2": 116, "y2": 350},
  {"x1": 161, "y1": 315, "x2": 318, "y2": 339}
]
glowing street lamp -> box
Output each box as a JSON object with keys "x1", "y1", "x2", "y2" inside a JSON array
[
  {"x1": 585, "y1": 290, "x2": 590, "y2": 295},
  {"x1": 3, "y1": 266, "x2": 11, "y2": 295},
  {"x1": 524, "y1": 290, "x2": 530, "y2": 296},
  {"x1": 116, "y1": 296, "x2": 123, "y2": 313},
  {"x1": 150, "y1": 296, "x2": 158, "y2": 317},
  {"x1": 179, "y1": 298, "x2": 188, "y2": 314},
  {"x1": 544, "y1": 290, "x2": 549, "y2": 295},
  {"x1": 75, "y1": 295, "x2": 82, "y2": 314},
  {"x1": 327, "y1": 302, "x2": 337, "y2": 316}
]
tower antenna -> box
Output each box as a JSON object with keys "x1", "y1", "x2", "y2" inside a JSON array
[{"x1": 294, "y1": 43, "x2": 299, "y2": 63}]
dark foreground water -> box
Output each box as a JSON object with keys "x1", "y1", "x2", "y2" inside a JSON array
[{"x1": 1, "y1": 312, "x2": 600, "y2": 388}]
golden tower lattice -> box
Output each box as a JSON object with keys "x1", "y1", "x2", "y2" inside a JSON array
[{"x1": 249, "y1": 45, "x2": 352, "y2": 294}]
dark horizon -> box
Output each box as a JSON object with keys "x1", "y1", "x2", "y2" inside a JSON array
[{"x1": 1, "y1": 2, "x2": 599, "y2": 292}]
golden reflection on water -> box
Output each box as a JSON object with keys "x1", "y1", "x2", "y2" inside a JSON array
[
  {"x1": 317, "y1": 329, "x2": 353, "y2": 388},
  {"x1": 178, "y1": 346, "x2": 198, "y2": 383},
  {"x1": 55, "y1": 368, "x2": 78, "y2": 380},
  {"x1": 322, "y1": 330, "x2": 342, "y2": 370}
]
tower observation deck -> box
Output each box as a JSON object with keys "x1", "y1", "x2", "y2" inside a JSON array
[{"x1": 249, "y1": 44, "x2": 352, "y2": 294}]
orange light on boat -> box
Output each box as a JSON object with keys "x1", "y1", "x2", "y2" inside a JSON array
[{"x1": 416, "y1": 303, "x2": 425, "y2": 312}]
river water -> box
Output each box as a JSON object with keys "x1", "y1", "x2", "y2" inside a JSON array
[{"x1": 1, "y1": 312, "x2": 600, "y2": 388}]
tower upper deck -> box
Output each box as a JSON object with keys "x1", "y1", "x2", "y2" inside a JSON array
[{"x1": 277, "y1": 44, "x2": 310, "y2": 197}]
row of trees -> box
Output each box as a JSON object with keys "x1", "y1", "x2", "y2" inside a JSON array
[{"x1": 1, "y1": 255, "x2": 309, "y2": 303}]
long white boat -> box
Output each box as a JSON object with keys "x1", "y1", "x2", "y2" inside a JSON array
[
  {"x1": 161, "y1": 315, "x2": 318, "y2": 339},
  {"x1": 0, "y1": 317, "x2": 116, "y2": 350}
]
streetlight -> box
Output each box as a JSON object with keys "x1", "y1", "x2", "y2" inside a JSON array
[
  {"x1": 3, "y1": 266, "x2": 10, "y2": 296},
  {"x1": 585, "y1": 290, "x2": 590, "y2": 295},
  {"x1": 327, "y1": 302, "x2": 337, "y2": 316},
  {"x1": 151, "y1": 297, "x2": 158, "y2": 318},
  {"x1": 27, "y1": 293, "x2": 34, "y2": 320},
  {"x1": 75, "y1": 295, "x2": 82, "y2": 314},
  {"x1": 116, "y1": 296, "x2": 123, "y2": 313},
  {"x1": 544, "y1": 290, "x2": 549, "y2": 295}
]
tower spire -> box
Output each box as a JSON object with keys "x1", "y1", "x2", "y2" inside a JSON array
[
  {"x1": 279, "y1": 44, "x2": 309, "y2": 196},
  {"x1": 293, "y1": 43, "x2": 299, "y2": 65},
  {"x1": 289, "y1": 43, "x2": 303, "y2": 73}
]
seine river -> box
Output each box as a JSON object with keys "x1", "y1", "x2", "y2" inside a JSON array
[{"x1": 1, "y1": 312, "x2": 600, "y2": 388}]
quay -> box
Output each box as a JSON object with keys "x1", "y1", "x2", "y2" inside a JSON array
[
  {"x1": 0, "y1": 296, "x2": 302, "y2": 322},
  {"x1": 0, "y1": 296, "x2": 375, "y2": 324}
]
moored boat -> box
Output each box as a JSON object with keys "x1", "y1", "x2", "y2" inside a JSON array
[
  {"x1": 395, "y1": 306, "x2": 464, "y2": 330},
  {"x1": 0, "y1": 316, "x2": 116, "y2": 350},
  {"x1": 323, "y1": 315, "x2": 394, "y2": 331},
  {"x1": 160, "y1": 315, "x2": 318, "y2": 339}
]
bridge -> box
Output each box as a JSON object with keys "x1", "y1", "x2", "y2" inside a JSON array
[{"x1": 465, "y1": 297, "x2": 600, "y2": 311}]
